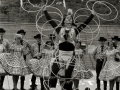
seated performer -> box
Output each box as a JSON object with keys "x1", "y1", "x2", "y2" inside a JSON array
[{"x1": 43, "y1": 6, "x2": 95, "y2": 90}]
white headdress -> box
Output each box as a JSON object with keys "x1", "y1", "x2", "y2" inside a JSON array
[{"x1": 67, "y1": 8, "x2": 73, "y2": 15}]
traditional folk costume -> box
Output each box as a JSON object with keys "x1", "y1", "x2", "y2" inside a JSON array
[
  {"x1": 0, "y1": 43, "x2": 6, "y2": 75},
  {"x1": 93, "y1": 37, "x2": 108, "y2": 90},
  {"x1": 0, "y1": 28, "x2": 10, "y2": 90},
  {"x1": 16, "y1": 29, "x2": 32, "y2": 90},
  {"x1": 28, "y1": 34, "x2": 54, "y2": 90},
  {"x1": 72, "y1": 49, "x2": 93, "y2": 79},
  {"x1": 28, "y1": 43, "x2": 52, "y2": 77},
  {"x1": 111, "y1": 36, "x2": 120, "y2": 90},
  {"x1": 0, "y1": 36, "x2": 31, "y2": 76},
  {"x1": 44, "y1": 9, "x2": 94, "y2": 90},
  {"x1": 99, "y1": 48, "x2": 120, "y2": 80}
]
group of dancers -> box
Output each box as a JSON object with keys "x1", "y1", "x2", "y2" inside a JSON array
[
  {"x1": 0, "y1": 6, "x2": 119, "y2": 90},
  {"x1": 93, "y1": 36, "x2": 120, "y2": 90},
  {"x1": 0, "y1": 6, "x2": 95, "y2": 90}
]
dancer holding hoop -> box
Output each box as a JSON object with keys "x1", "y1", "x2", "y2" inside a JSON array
[{"x1": 43, "y1": 6, "x2": 95, "y2": 90}]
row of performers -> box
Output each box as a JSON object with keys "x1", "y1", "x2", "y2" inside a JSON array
[
  {"x1": 93, "y1": 36, "x2": 120, "y2": 90},
  {"x1": 0, "y1": 28, "x2": 92, "y2": 90},
  {"x1": 0, "y1": 7, "x2": 96, "y2": 90}
]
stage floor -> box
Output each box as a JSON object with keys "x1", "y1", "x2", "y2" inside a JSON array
[{"x1": 2, "y1": 70, "x2": 117, "y2": 90}]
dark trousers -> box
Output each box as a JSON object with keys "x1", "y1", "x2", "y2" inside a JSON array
[
  {"x1": 116, "y1": 81, "x2": 119, "y2": 90},
  {"x1": 20, "y1": 55, "x2": 26, "y2": 89},
  {"x1": 0, "y1": 76, "x2": 5, "y2": 88},
  {"x1": 31, "y1": 75, "x2": 48, "y2": 90},
  {"x1": 96, "y1": 59, "x2": 107, "y2": 90},
  {"x1": 50, "y1": 59, "x2": 75, "y2": 90},
  {"x1": 20, "y1": 76, "x2": 25, "y2": 89}
]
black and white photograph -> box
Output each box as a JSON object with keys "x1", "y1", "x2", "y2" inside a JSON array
[{"x1": 0, "y1": 0, "x2": 120, "y2": 90}]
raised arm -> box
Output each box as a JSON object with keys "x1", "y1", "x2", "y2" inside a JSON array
[
  {"x1": 75, "y1": 10, "x2": 95, "y2": 35},
  {"x1": 43, "y1": 9, "x2": 61, "y2": 34}
]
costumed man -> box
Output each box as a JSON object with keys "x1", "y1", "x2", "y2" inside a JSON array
[
  {"x1": 29, "y1": 34, "x2": 46, "y2": 90},
  {"x1": 43, "y1": 6, "x2": 95, "y2": 90},
  {"x1": 16, "y1": 29, "x2": 31, "y2": 90},
  {"x1": 111, "y1": 36, "x2": 120, "y2": 90},
  {"x1": 93, "y1": 37, "x2": 108, "y2": 90},
  {"x1": 0, "y1": 28, "x2": 10, "y2": 90}
]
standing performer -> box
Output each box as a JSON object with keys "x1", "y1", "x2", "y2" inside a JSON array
[
  {"x1": 111, "y1": 36, "x2": 120, "y2": 90},
  {"x1": 28, "y1": 34, "x2": 48, "y2": 90},
  {"x1": 0, "y1": 34, "x2": 31, "y2": 90},
  {"x1": 99, "y1": 40, "x2": 120, "y2": 90},
  {"x1": 0, "y1": 28, "x2": 10, "y2": 90},
  {"x1": 72, "y1": 40, "x2": 93, "y2": 90},
  {"x1": 93, "y1": 37, "x2": 108, "y2": 90},
  {"x1": 16, "y1": 29, "x2": 31, "y2": 90},
  {"x1": 43, "y1": 6, "x2": 95, "y2": 90}
]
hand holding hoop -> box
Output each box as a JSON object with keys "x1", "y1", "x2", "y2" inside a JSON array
[{"x1": 91, "y1": 10, "x2": 96, "y2": 15}]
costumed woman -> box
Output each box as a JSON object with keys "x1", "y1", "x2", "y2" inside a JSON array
[
  {"x1": 72, "y1": 40, "x2": 93, "y2": 90},
  {"x1": 43, "y1": 6, "x2": 95, "y2": 90},
  {"x1": 0, "y1": 34, "x2": 31, "y2": 90},
  {"x1": 99, "y1": 40, "x2": 120, "y2": 90},
  {"x1": 0, "y1": 28, "x2": 10, "y2": 90},
  {"x1": 28, "y1": 34, "x2": 54, "y2": 90},
  {"x1": 16, "y1": 29, "x2": 32, "y2": 90}
]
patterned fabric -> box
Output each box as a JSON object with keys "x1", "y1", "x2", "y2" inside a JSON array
[
  {"x1": 59, "y1": 28, "x2": 75, "y2": 45},
  {"x1": 72, "y1": 49, "x2": 93, "y2": 79},
  {"x1": 0, "y1": 44, "x2": 6, "y2": 75},
  {"x1": 1, "y1": 39, "x2": 10, "y2": 52},
  {"x1": 99, "y1": 49, "x2": 120, "y2": 81},
  {"x1": 28, "y1": 49, "x2": 53, "y2": 77},
  {"x1": 93, "y1": 45, "x2": 108, "y2": 60},
  {"x1": 13, "y1": 39, "x2": 31, "y2": 55},
  {"x1": 0, "y1": 44, "x2": 31, "y2": 76},
  {"x1": 31, "y1": 43, "x2": 44, "y2": 58}
]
